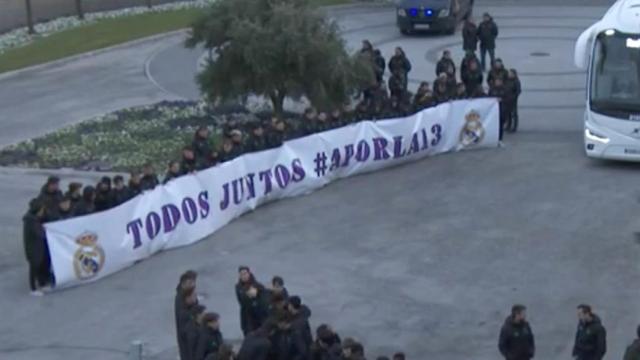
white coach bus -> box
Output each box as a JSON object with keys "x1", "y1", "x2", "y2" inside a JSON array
[{"x1": 574, "y1": 0, "x2": 640, "y2": 160}]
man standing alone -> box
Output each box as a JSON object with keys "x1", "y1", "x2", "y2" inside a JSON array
[
  {"x1": 477, "y1": 13, "x2": 498, "y2": 71},
  {"x1": 498, "y1": 304, "x2": 535, "y2": 360},
  {"x1": 572, "y1": 304, "x2": 606, "y2": 360}
]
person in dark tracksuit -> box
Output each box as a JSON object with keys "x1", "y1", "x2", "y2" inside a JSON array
[
  {"x1": 462, "y1": 19, "x2": 478, "y2": 54},
  {"x1": 373, "y1": 49, "x2": 386, "y2": 84},
  {"x1": 572, "y1": 304, "x2": 607, "y2": 360},
  {"x1": 23, "y1": 198, "x2": 49, "y2": 295},
  {"x1": 186, "y1": 305, "x2": 207, "y2": 360},
  {"x1": 140, "y1": 163, "x2": 160, "y2": 191},
  {"x1": 478, "y1": 13, "x2": 499, "y2": 71},
  {"x1": 236, "y1": 266, "x2": 269, "y2": 336},
  {"x1": 506, "y1": 69, "x2": 522, "y2": 132},
  {"x1": 462, "y1": 59, "x2": 483, "y2": 97},
  {"x1": 128, "y1": 172, "x2": 142, "y2": 200},
  {"x1": 72, "y1": 186, "x2": 96, "y2": 217},
  {"x1": 94, "y1": 176, "x2": 114, "y2": 212},
  {"x1": 48, "y1": 195, "x2": 73, "y2": 221},
  {"x1": 288, "y1": 296, "x2": 313, "y2": 360},
  {"x1": 489, "y1": 77, "x2": 508, "y2": 144},
  {"x1": 112, "y1": 175, "x2": 129, "y2": 206},
  {"x1": 310, "y1": 324, "x2": 342, "y2": 360},
  {"x1": 237, "y1": 323, "x2": 273, "y2": 360},
  {"x1": 499, "y1": 305, "x2": 535, "y2": 360},
  {"x1": 192, "y1": 126, "x2": 212, "y2": 170},
  {"x1": 195, "y1": 312, "x2": 223, "y2": 360},
  {"x1": 175, "y1": 270, "x2": 198, "y2": 360},
  {"x1": 38, "y1": 176, "x2": 63, "y2": 215},
  {"x1": 624, "y1": 325, "x2": 640, "y2": 360},
  {"x1": 436, "y1": 50, "x2": 456, "y2": 78},
  {"x1": 65, "y1": 182, "x2": 83, "y2": 209},
  {"x1": 388, "y1": 47, "x2": 411, "y2": 81}
]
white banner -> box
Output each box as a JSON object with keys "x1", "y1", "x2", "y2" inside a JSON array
[{"x1": 45, "y1": 99, "x2": 499, "y2": 289}]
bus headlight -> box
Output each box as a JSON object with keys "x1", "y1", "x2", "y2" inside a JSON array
[
  {"x1": 585, "y1": 128, "x2": 610, "y2": 144},
  {"x1": 439, "y1": 8, "x2": 450, "y2": 17},
  {"x1": 397, "y1": 8, "x2": 407, "y2": 17}
]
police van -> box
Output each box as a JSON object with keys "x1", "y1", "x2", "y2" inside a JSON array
[{"x1": 395, "y1": 0, "x2": 474, "y2": 35}]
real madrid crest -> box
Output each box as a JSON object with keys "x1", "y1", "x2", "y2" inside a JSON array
[
  {"x1": 459, "y1": 110, "x2": 485, "y2": 147},
  {"x1": 73, "y1": 232, "x2": 105, "y2": 280}
]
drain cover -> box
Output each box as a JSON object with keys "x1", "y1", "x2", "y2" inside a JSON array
[{"x1": 530, "y1": 51, "x2": 550, "y2": 57}]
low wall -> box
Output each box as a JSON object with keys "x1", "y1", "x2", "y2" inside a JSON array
[{"x1": 0, "y1": 0, "x2": 191, "y2": 33}]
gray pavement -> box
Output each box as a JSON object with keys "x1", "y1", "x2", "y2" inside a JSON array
[{"x1": 2, "y1": 0, "x2": 640, "y2": 360}]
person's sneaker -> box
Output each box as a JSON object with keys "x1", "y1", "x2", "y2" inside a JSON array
[
  {"x1": 30, "y1": 290, "x2": 44, "y2": 297},
  {"x1": 498, "y1": 141, "x2": 506, "y2": 148}
]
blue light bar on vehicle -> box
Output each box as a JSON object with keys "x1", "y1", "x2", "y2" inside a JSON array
[
  {"x1": 409, "y1": 8, "x2": 418, "y2": 17},
  {"x1": 425, "y1": 9, "x2": 433, "y2": 16}
]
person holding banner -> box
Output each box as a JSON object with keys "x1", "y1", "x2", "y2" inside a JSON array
[{"x1": 23, "y1": 198, "x2": 51, "y2": 296}]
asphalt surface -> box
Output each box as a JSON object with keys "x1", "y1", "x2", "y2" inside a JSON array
[{"x1": 2, "y1": 1, "x2": 639, "y2": 360}]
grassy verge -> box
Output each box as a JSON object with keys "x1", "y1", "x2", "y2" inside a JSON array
[
  {"x1": 0, "y1": 0, "x2": 357, "y2": 74},
  {"x1": 0, "y1": 9, "x2": 203, "y2": 74}
]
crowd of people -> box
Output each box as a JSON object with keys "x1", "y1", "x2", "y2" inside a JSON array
[
  {"x1": 22, "y1": 13, "x2": 519, "y2": 294},
  {"x1": 175, "y1": 269, "x2": 640, "y2": 360}
]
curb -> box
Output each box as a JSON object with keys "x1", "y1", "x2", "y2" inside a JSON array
[{"x1": 0, "y1": 29, "x2": 189, "y2": 81}]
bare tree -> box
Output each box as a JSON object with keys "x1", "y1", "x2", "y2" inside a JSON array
[
  {"x1": 75, "y1": 0, "x2": 85, "y2": 20},
  {"x1": 24, "y1": 0, "x2": 35, "y2": 34}
]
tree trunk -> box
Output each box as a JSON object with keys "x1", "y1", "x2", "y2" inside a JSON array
[
  {"x1": 145, "y1": 0, "x2": 153, "y2": 9},
  {"x1": 269, "y1": 91, "x2": 286, "y2": 120},
  {"x1": 25, "y1": 0, "x2": 35, "y2": 34},
  {"x1": 75, "y1": 0, "x2": 84, "y2": 20}
]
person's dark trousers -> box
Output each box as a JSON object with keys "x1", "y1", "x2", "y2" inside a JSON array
[
  {"x1": 37, "y1": 251, "x2": 52, "y2": 287},
  {"x1": 28, "y1": 262, "x2": 39, "y2": 291},
  {"x1": 499, "y1": 103, "x2": 506, "y2": 141},
  {"x1": 511, "y1": 98, "x2": 519, "y2": 132},
  {"x1": 480, "y1": 47, "x2": 495, "y2": 71}
]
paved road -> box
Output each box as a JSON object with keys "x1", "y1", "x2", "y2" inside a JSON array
[{"x1": 2, "y1": 1, "x2": 639, "y2": 360}]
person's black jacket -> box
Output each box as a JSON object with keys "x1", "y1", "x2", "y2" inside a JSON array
[
  {"x1": 462, "y1": 22, "x2": 478, "y2": 52},
  {"x1": 498, "y1": 316, "x2": 535, "y2": 360},
  {"x1": 310, "y1": 335, "x2": 342, "y2": 360},
  {"x1": 195, "y1": 326, "x2": 224, "y2": 360},
  {"x1": 572, "y1": 315, "x2": 607, "y2": 360},
  {"x1": 72, "y1": 199, "x2": 95, "y2": 217},
  {"x1": 163, "y1": 171, "x2": 181, "y2": 185},
  {"x1": 140, "y1": 174, "x2": 159, "y2": 191},
  {"x1": 478, "y1": 18, "x2": 499, "y2": 49},
  {"x1": 624, "y1": 339, "x2": 640, "y2": 360},
  {"x1": 504, "y1": 78, "x2": 520, "y2": 105},
  {"x1": 236, "y1": 280, "x2": 269, "y2": 335},
  {"x1": 181, "y1": 157, "x2": 197, "y2": 175},
  {"x1": 291, "y1": 306, "x2": 313, "y2": 360},
  {"x1": 373, "y1": 53, "x2": 386, "y2": 82},
  {"x1": 23, "y1": 212, "x2": 45, "y2": 265},
  {"x1": 270, "y1": 327, "x2": 296, "y2": 360},
  {"x1": 462, "y1": 68, "x2": 483, "y2": 96},
  {"x1": 47, "y1": 207, "x2": 73, "y2": 222},
  {"x1": 388, "y1": 73, "x2": 406, "y2": 98},
  {"x1": 112, "y1": 187, "x2": 129, "y2": 206},
  {"x1": 185, "y1": 320, "x2": 202, "y2": 360},
  {"x1": 38, "y1": 186, "x2": 63, "y2": 214},
  {"x1": 192, "y1": 137, "x2": 212, "y2": 164},
  {"x1": 175, "y1": 286, "x2": 194, "y2": 360},
  {"x1": 94, "y1": 189, "x2": 113, "y2": 212},
  {"x1": 488, "y1": 68, "x2": 509, "y2": 86},
  {"x1": 128, "y1": 181, "x2": 142, "y2": 200},
  {"x1": 436, "y1": 58, "x2": 455, "y2": 77},
  {"x1": 388, "y1": 55, "x2": 411, "y2": 76},
  {"x1": 246, "y1": 135, "x2": 268, "y2": 153},
  {"x1": 238, "y1": 331, "x2": 271, "y2": 360}
]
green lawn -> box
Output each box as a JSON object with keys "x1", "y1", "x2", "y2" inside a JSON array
[{"x1": 0, "y1": 0, "x2": 357, "y2": 74}]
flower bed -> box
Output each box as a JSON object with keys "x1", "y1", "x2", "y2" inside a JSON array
[
  {"x1": 0, "y1": 0, "x2": 217, "y2": 55},
  {"x1": 0, "y1": 100, "x2": 266, "y2": 172}
]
